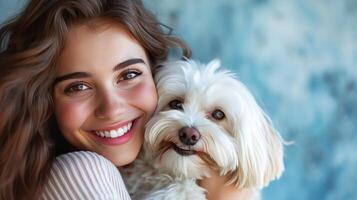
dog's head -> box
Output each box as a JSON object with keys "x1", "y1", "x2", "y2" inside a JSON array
[{"x1": 145, "y1": 59, "x2": 284, "y2": 189}]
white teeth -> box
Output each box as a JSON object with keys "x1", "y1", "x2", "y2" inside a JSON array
[
  {"x1": 94, "y1": 121, "x2": 133, "y2": 138},
  {"x1": 104, "y1": 131, "x2": 110, "y2": 137},
  {"x1": 110, "y1": 130, "x2": 117, "y2": 137},
  {"x1": 117, "y1": 128, "x2": 124, "y2": 137},
  {"x1": 104, "y1": 131, "x2": 109, "y2": 137}
]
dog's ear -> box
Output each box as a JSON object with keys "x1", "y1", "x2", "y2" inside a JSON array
[
  {"x1": 225, "y1": 81, "x2": 284, "y2": 189},
  {"x1": 206, "y1": 59, "x2": 221, "y2": 74}
]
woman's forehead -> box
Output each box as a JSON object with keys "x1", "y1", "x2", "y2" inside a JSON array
[{"x1": 56, "y1": 22, "x2": 148, "y2": 75}]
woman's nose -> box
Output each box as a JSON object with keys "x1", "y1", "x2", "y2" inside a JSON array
[{"x1": 94, "y1": 91, "x2": 126, "y2": 119}]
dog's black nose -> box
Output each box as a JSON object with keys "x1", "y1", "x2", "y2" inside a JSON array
[{"x1": 178, "y1": 127, "x2": 201, "y2": 146}]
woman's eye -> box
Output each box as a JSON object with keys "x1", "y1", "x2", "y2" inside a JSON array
[
  {"x1": 168, "y1": 99, "x2": 184, "y2": 110},
  {"x1": 212, "y1": 109, "x2": 225, "y2": 120},
  {"x1": 119, "y1": 70, "x2": 142, "y2": 81},
  {"x1": 64, "y1": 83, "x2": 90, "y2": 94}
]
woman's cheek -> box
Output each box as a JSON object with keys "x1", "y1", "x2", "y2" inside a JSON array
[
  {"x1": 131, "y1": 80, "x2": 157, "y2": 116},
  {"x1": 54, "y1": 99, "x2": 92, "y2": 134}
]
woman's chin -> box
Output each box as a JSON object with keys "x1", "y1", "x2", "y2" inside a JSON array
[
  {"x1": 111, "y1": 151, "x2": 140, "y2": 166},
  {"x1": 101, "y1": 141, "x2": 143, "y2": 166}
]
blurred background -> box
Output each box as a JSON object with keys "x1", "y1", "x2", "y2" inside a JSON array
[{"x1": 1, "y1": 0, "x2": 356, "y2": 199}]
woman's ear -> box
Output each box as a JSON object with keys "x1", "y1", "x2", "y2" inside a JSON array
[{"x1": 225, "y1": 82, "x2": 284, "y2": 189}]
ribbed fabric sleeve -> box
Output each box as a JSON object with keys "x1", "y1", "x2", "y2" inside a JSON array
[{"x1": 40, "y1": 151, "x2": 131, "y2": 200}]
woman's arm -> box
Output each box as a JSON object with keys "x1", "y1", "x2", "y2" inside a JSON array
[
  {"x1": 198, "y1": 170, "x2": 259, "y2": 200},
  {"x1": 40, "y1": 151, "x2": 131, "y2": 200}
]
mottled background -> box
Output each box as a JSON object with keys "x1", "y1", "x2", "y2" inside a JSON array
[{"x1": 1, "y1": 0, "x2": 356, "y2": 199}]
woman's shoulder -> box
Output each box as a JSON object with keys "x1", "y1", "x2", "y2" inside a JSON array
[
  {"x1": 53, "y1": 151, "x2": 118, "y2": 178},
  {"x1": 55, "y1": 151, "x2": 109, "y2": 163},
  {"x1": 55, "y1": 151, "x2": 113, "y2": 168},
  {"x1": 41, "y1": 151, "x2": 131, "y2": 200}
]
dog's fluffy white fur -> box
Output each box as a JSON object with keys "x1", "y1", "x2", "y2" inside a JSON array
[{"x1": 122, "y1": 59, "x2": 284, "y2": 200}]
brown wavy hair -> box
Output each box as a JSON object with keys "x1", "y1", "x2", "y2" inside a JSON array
[{"x1": 0, "y1": 0, "x2": 190, "y2": 199}]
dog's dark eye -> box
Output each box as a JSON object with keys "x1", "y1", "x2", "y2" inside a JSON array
[
  {"x1": 169, "y1": 99, "x2": 183, "y2": 110},
  {"x1": 212, "y1": 109, "x2": 225, "y2": 120}
]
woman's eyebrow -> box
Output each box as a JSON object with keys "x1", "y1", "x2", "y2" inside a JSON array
[
  {"x1": 113, "y1": 58, "x2": 146, "y2": 71},
  {"x1": 54, "y1": 72, "x2": 91, "y2": 85},
  {"x1": 54, "y1": 58, "x2": 146, "y2": 85}
]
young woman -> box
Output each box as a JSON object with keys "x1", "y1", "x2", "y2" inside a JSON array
[{"x1": 0, "y1": 0, "x2": 189, "y2": 199}]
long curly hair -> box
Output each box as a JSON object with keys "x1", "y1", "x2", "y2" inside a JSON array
[{"x1": 0, "y1": 0, "x2": 191, "y2": 199}]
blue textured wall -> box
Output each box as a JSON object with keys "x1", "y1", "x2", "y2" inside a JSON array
[{"x1": 1, "y1": 0, "x2": 357, "y2": 199}]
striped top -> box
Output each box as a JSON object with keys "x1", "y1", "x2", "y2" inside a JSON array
[{"x1": 40, "y1": 151, "x2": 131, "y2": 200}]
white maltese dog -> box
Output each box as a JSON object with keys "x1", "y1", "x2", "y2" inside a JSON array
[{"x1": 122, "y1": 59, "x2": 284, "y2": 200}]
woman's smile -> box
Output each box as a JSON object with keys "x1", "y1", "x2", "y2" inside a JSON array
[
  {"x1": 92, "y1": 120, "x2": 133, "y2": 138},
  {"x1": 88, "y1": 117, "x2": 139, "y2": 146}
]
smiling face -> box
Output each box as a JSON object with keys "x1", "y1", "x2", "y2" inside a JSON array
[{"x1": 53, "y1": 21, "x2": 157, "y2": 166}]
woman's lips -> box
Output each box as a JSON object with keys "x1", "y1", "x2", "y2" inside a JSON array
[
  {"x1": 88, "y1": 118, "x2": 139, "y2": 146},
  {"x1": 93, "y1": 121, "x2": 133, "y2": 138}
]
